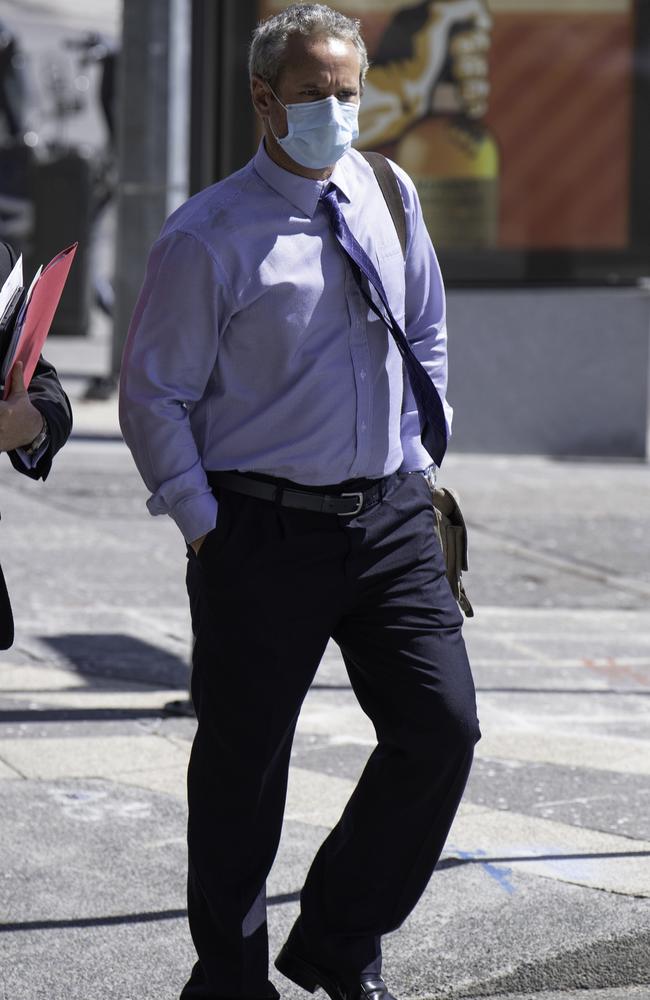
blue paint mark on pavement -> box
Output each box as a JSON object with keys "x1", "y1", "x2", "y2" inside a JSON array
[{"x1": 446, "y1": 847, "x2": 517, "y2": 895}]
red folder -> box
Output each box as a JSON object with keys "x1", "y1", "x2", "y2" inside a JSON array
[{"x1": 2, "y1": 243, "x2": 77, "y2": 399}]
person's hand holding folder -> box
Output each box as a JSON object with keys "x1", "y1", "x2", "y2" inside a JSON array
[{"x1": 0, "y1": 361, "x2": 45, "y2": 452}]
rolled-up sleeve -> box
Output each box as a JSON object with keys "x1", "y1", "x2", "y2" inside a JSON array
[
  {"x1": 119, "y1": 230, "x2": 230, "y2": 542},
  {"x1": 393, "y1": 162, "x2": 453, "y2": 473}
]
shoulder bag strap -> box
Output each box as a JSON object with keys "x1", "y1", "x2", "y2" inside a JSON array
[{"x1": 360, "y1": 151, "x2": 407, "y2": 260}]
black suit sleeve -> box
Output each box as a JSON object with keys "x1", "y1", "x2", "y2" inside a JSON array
[{"x1": 7, "y1": 355, "x2": 73, "y2": 480}]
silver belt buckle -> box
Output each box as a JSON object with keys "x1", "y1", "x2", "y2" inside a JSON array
[{"x1": 339, "y1": 492, "x2": 364, "y2": 516}]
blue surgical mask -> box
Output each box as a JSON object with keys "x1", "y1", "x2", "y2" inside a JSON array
[{"x1": 268, "y1": 89, "x2": 359, "y2": 170}]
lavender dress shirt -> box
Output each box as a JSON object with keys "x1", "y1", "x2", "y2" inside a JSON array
[{"x1": 119, "y1": 141, "x2": 452, "y2": 543}]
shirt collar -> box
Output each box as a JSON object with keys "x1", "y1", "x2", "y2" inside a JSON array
[
  {"x1": 253, "y1": 140, "x2": 354, "y2": 218},
  {"x1": 328, "y1": 154, "x2": 354, "y2": 204}
]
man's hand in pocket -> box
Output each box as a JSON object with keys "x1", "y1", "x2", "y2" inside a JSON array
[{"x1": 191, "y1": 533, "x2": 208, "y2": 556}]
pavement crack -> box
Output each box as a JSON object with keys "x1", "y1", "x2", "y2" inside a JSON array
[{"x1": 0, "y1": 753, "x2": 28, "y2": 779}]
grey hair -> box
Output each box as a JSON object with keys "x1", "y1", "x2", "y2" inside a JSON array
[{"x1": 249, "y1": 4, "x2": 369, "y2": 89}]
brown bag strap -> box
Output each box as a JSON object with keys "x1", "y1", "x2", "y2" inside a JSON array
[{"x1": 360, "y1": 151, "x2": 407, "y2": 260}]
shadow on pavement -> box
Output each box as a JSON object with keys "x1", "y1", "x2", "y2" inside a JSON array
[
  {"x1": 0, "y1": 708, "x2": 167, "y2": 722},
  {"x1": 0, "y1": 892, "x2": 302, "y2": 934},
  {"x1": 39, "y1": 633, "x2": 189, "y2": 689},
  {"x1": 437, "y1": 850, "x2": 650, "y2": 870}
]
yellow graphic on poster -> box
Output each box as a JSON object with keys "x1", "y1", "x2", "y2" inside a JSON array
[
  {"x1": 259, "y1": 1, "x2": 633, "y2": 251},
  {"x1": 357, "y1": 1, "x2": 498, "y2": 249}
]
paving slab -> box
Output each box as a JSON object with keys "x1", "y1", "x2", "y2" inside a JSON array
[
  {"x1": 284, "y1": 765, "x2": 356, "y2": 828},
  {"x1": 475, "y1": 728, "x2": 650, "y2": 776},
  {"x1": 466, "y1": 758, "x2": 650, "y2": 841},
  {"x1": 0, "y1": 732, "x2": 189, "y2": 780}
]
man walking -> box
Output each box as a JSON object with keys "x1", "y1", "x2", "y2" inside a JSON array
[{"x1": 119, "y1": 5, "x2": 480, "y2": 999}]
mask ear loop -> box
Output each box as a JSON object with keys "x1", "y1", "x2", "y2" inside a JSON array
[
  {"x1": 265, "y1": 82, "x2": 291, "y2": 142},
  {"x1": 266, "y1": 83, "x2": 286, "y2": 110}
]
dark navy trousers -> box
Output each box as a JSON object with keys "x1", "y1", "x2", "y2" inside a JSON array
[{"x1": 180, "y1": 472, "x2": 480, "y2": 1000}]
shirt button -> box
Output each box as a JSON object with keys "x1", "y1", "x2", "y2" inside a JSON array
[
  {"x1": 360, "y1": 369, "x2": 367, "y2": 380},
  {"x1": 361, "y1": 422, "x2": 367, "y2": 431}
]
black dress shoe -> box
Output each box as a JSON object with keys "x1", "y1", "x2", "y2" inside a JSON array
[{"x1": 275, "y1": 942, "x2": 397, "y2": 1000}]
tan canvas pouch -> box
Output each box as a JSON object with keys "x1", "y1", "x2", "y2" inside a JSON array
[{"x1": 430, "y1": 486, "x2": 474, "y2": 618}]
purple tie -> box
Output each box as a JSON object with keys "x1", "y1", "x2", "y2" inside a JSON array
[{"x1": 321, "y1": 185, "x2": 447, "y2": 467}]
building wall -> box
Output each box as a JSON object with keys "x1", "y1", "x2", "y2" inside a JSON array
[{"x1": 446, "y1": 288, "x2": 650, "y2": 458}]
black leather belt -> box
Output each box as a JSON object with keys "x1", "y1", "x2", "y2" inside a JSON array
[{"x1": 208, "y1": 471, "x2": 389, "y2": 516}]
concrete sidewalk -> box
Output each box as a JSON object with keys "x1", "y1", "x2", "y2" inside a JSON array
[{"x1": 0, "y1": 329, "x2": 648, "y2": 999}]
